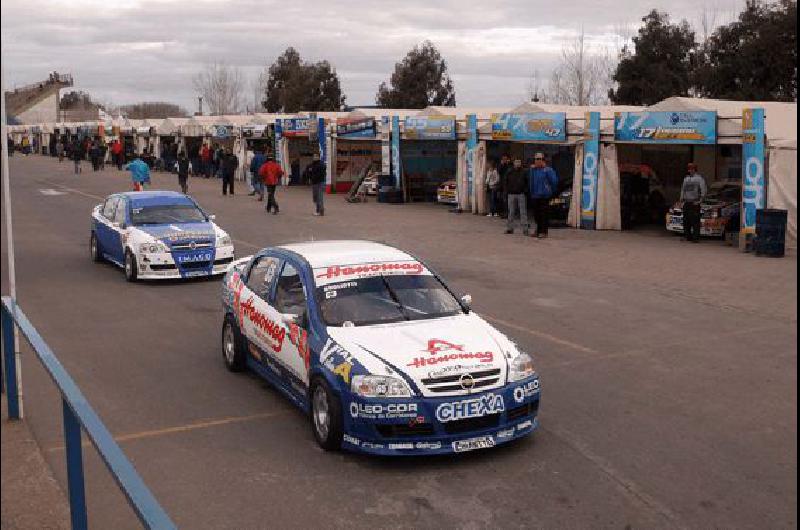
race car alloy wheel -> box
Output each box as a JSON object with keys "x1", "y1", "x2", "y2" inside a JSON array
[
  {"x1": 124, "y1": 249, "x2": 138, "y2": 282},
  {"x1": 90, "y1": 232, "x2": 103, "y2": 262},
  {"x1": 221, "y1": 315, "x2": 246, "y2": 372},
  {"x1": 310, "y1": 378, "x2": 343, "y2": 451}
]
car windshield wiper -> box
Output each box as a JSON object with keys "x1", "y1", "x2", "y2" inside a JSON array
[{"x1": 380, "y1": 276, "x2": 410, "y2": 321}]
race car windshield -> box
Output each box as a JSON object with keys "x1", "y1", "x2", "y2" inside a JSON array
[
  {"x1": 317, "y1": 275, "x2": 463, "y2": 326},
  {"x1": 131, "y1": 204, "x2": 207, "y2": 225}
]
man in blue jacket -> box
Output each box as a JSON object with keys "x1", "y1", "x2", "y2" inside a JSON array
[
  {"x1": 249, "y1": 148, "x2": 267, "y2": 201},
  {"x1": 529, "y1": 152, "x2": 558, "y2": 238}
]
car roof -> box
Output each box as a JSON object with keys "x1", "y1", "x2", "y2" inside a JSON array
[
  {"x1": 116, "y1": 191, "x2": 195, "y2": 208},
  {"x1": 279, "y1": 240, "x2": 416, "y2": 269}
]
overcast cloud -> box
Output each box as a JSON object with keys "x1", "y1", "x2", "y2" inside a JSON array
[{"x1": 1, "y1": 0, "x2": 742, "y2": 111}]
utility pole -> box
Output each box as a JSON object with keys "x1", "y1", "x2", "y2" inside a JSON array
[{"x1": 198, "y1": 96, "x2": 203, "y2": 116}]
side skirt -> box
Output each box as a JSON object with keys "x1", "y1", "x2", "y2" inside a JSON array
[{"x1": 246, "y1": 356, "x2": 310, "y2": 415}]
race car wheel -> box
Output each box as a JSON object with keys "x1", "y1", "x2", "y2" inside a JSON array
[
  {"x1": 90, "y1": 232, "x2": 103, "y2": 262},
  {"x1": 310, "y1": 377, "x2": 343, "y2": 451},
  {"x1": 124, "y1": 249, "x2": 138, "y2": 282},
  {"x1": 221, "y1": 314, "x2": 246, "y2": 372}
]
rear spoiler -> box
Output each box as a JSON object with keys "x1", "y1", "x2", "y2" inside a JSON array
[{"x1": 226, "y1": 255, "x2": 252, "y2": 273}]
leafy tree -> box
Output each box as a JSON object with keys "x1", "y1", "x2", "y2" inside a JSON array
[
  {"x1": 121, "y1": 102, "x2": 188, "y2": 119},
  {"x1": 376, "y1": 41, "x2": 456, "y2": 108},
  {"x1": 609, "y1": 11, "x2": 697, "y2": 105},
  {"x1": 262, "y1": 47, "x2": 345, "y2": 112},
  {"x1": 695, "y1": 0, "x2": 797, "y2": 101}
]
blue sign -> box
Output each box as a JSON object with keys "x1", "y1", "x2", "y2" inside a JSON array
[
  {"x1": 741, "y1": 108, "x2": 765, "y2": 237},
  {"x1": 465, "y1": 114, "x2": 477, "y2": 204},
  {"x1": 282, "y1": 118, "x2": 310, "y2": 138},
  {"x1": 580, "y1": 112, "x2": 600, "y2": 229},
  {"x1": 391, "y1": 116, "x2": 402, "y2": 187},
  {"x1": 381, "y1": 116, "x2": 391, "y2": 175},
  {"x1": 491, "y1": 113, "x2": 566, "y2": 142},
  {"x1": 614, "y1": 111, "x2": 717, "y2": 144},
  {"x1": 274, "y1": 119, "x2": 283, "y2": 167},
  {"x1": 336, "y1": 117, "x2": 376, "y2": 138},
  {"x1": 318, "y1": 117, "x2": 329, "y2": 189},
  {"x1": 404, "y1": 116, "x2": 456, "y2": 140}
]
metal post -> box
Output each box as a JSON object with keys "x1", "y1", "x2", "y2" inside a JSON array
[
  {"x1": 2, "y1": 305, "x2": 19, "y2": 418},
  {"x1": 63, "y1": 399, "x2": 88, "y2": 530}
]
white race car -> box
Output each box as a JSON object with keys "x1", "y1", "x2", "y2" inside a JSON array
[{"x1": 90, "y1": 190, "x2": 235, "y2": 281}]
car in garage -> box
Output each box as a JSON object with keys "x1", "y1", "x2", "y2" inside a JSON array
[
  {"x1": 221, "y1": 240, "x2": 540, "y2": 455},
  {"x1": 362, "y1": 174, "x2": 378, "y2": 195},
  {"x1": 90, "y1": 190, "x2": 235, "y2": 281},
  {"x1": 436, "y1": 180, "x2": 458, "y2": 204},
  {"x1": 666, "y1": 181, "x2": 742, "y2": 238}
]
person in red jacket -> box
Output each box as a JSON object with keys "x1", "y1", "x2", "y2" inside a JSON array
[
  {"x1": 200, "y1": 144, "x2": 212, "y2": 178},
  {"x1": 258, "y1": 155, "x2": 284, "y2": 214},
  {"x1": 111, "y1": 140, "x2": 123, "y2": 170}
]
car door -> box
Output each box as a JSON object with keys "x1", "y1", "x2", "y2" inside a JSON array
[
  {"x1": 95, "y1": 196, "x2": 119, "y2": 262},
  {"x1": 237, "y1": 255, "x2": 283, "y2": 364},
  {"x1": 108, "y1": 196, "x2": 128, "y2": 263},
  {"x1": 271, "y1": 260, "x2": 311, "y2": 386}
]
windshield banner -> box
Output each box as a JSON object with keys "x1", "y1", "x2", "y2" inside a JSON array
[
  {"x1": 741, "y1": 108, "x2": 765, "y2": 237},
  {"x1": 614, "y1": 111, "x2": 717, "y2": 144},
  {"x1": 314, "y1": 261, "x2": 431, "y2": 286},
  {"x1": 490, "y1": 112, "x2": 567, "y2": 142}
]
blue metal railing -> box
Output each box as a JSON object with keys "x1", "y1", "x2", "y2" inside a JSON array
[{"x1": 1, "y1": 296, "x2": 176, "y2": 530}]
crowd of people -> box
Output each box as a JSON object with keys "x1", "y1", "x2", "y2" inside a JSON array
[{"x1": 484, "y1": 153, "x2": 559, "y2": 239}]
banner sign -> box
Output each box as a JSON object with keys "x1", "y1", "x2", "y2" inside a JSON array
[
  {"x1": 741, "y1": 108, "x2": 765, "y2": 236},
  {"x1": 391, "y1": 116, "x2": 402, "y2": 187},
  {"x1": 210, "y1": 125, "x2": 233, "y2": 139},
  {"x1": 491, "y1": 112, "x2": 567, "y2": 142},
  {"x1": 465, "y1": 114, "x2": 477, "y2": 201},
  {"x1": 318, "y1": 117, "x2": 329, "y2": 188},
  {"x1": 336, "y1": 117, "x2": 376, "y2": 138},
  {"x1": 241, "y1": 125, "x2": 268, "y2": 138},
  {"x1": 580, "y1": 112, "x2": 601, "y2": 229},
  {"x1": 381, "y1": 116, "x2": 391, "y2": 175},
  {"x1": 274, "y1": 119, "x2": 283, "y2": 166},
  {"x1": 614, "y1": 111, "x2": 717, "y2": 144},
  {"x1": 282, "y1": 118, "x2": 310, "y2": 138},
  {"x1": 403, "y1": 116, "x2": 456, "y2": 140}
]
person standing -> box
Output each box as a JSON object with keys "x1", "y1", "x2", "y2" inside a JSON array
[
  {"x1": 126, "y1": 155, "x2": 151, "y2": 191},
  {"x1": 529, "y1": 152, "x2": 559, "y2": 238},
  {"x1": 259, "y1": 154, "x2": 284, "y2": 214},
  {"x1": 89, "y1": 141, "x2": 101, "y2": 171},
  {"x1": 680, "y1": 162, "x2": 707, "y2": 243},
  {"x1": 111, "y1": 139, "x2": 123, "y2": 170},
  {"x1": 176, "y1": 151, "x2": 191, "y2": 194},
  {"x1": 245, "y1": 148, "x2": 256, "y2": 195},
  {"x1": 306, "y1": 153, "x2": 326, "y2": 216},
  {"x1": 99, "y1": 141, "x2": 107, "y2": 170},
  {"x1": 56, "y1": 139, "x2": 64, "y2": 162},
  {"x1": 249, "y1": 148, "x2": 267, "y2": 201},
  {"x1": 497, "y1": 153, "x2": 512, "y2": 219},
  {"x1": 71, "y1": 139, "x2": 83, "y2": 174},
  {"x1": 221, "y1": 148, "x2": 238, "y2": 196},
  {"x1": 200, "y1": 143, "x2": 212, "y2": 178},
  {"x1": 504, "y1": 158, "x2": 530, "y2": 236},
  {"x1": 485, "y1": 159, "x2": 500, "y2": 217}
]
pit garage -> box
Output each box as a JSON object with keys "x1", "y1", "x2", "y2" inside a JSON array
[
  {"x1": 331, "y1": 112, "x2": 382, "y2": 193},
  {"x1": 401, "y1": 111, "x2": 458, "y2": 202}
]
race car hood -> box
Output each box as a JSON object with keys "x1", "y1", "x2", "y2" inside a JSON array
[
  {"x1": 326, "y1": 313, "x2": 515, "y2": 397},
  {"x1": 135, "y1": 222, "x2": 216, "y2": 243}
]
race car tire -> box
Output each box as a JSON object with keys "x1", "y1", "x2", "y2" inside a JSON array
[
  {"x1": 124, "y1": 249, "x2": 138, "y2": 282},
  {"x1": 90, "y1": 232, "x2": 103, "y2": 263},
  {"x1": 310, "y1": 377, "x2": 343, "y2": 451},
  {"x1": 221, "y1": 314, "x2": 246, "y2": 372}
]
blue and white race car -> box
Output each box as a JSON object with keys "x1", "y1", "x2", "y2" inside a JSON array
[
  {"x1": 90, "y1": 191, "x2": 235, "y2": 281},
  {"x1": 221, "y1": 240, "x2": 540, "y2": 455}
]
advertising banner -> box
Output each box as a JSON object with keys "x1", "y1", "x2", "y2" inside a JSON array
[
  {"x1": 391, "y1": 116, "x2": 402, "y2": 187},
  {"x1": 580, "y1": 112, "x2": 601, "y2": 229},
  {"x1": 741, "y1": 108, "x2": 766, "y2": 237},
  {"x1": 274, "y1": 119, "x2": 283, "y2": 166},
  {"x1": 318, "y1": 117, "x2": 329, "y2": 188},
  {"x1": 490, "y1": 112, "x2": 567, "y2": 142},
  {"x1": 404, "y1": 116, "x2": 456, "y2": 140},
  {"x1": 282, "y1": 118, "x2": 310, "y2": 138},
  {"x1": 336, "y1": 117, "x2": 376, "y2": 139},
  {"x1": 381, "y1": 116, "x2": 391, "y2": 175},
  {"x1": 466, "y1": 114, "x2": 477, "y2": 201},
  {"x1": 614, "y1": 111, "x2": 717, "y2": 144}
]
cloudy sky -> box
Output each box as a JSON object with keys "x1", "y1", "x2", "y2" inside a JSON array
[{"x1": 1, "y1": 0, "x2": 741, "y2": 112}]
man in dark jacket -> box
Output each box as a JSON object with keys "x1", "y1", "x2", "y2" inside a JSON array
[
  {"x1": 176, "y1": 151, "x2": 191, "y2": 194},
  {"x1": 497, "y1": 154, "x2": 512, "y2": 218},
  {"x1": 529, "y1": 152, "x2": 559, "y2": 238},
  {"x1": 504, "y1": 157, "x2": 529, "y2": 235},
  {"x1": 221, "y1": 149, "x2": 238, "y2": 196},
  {"x1": 304, "y1": 154, "x2": 326, "y2": 216},
  {"x1": 249, "y1": 149, "x2": 267, "y2": 200}
]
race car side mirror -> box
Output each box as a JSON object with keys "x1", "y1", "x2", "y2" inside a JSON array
[
  {"x1": 208, "y1": 214, "x2": 216, "y2": 221},
  {"x1": 460, "y1": 294, "x2": 472, "y2": 313}
]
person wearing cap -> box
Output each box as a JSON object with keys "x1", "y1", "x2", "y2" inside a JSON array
[
  {"x1": 680, "y1": 162, "x2": 707, "y2": 243},
  {"x1": 529, "y1": 152, "x2": 559, "y2": 238}
]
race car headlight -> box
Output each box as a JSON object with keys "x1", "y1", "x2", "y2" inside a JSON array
[
  {"x1": 508, "y1": 353, "x2": 536, "y2": 382},
  {"x1": 351, "y1": 375, "x2": 412, "y2": 398},
  {"x1": 139, "y1": 241, "x2": 168, "y2": 254},
  {"x1": 216, "y1": 234, "x2": 232, "y2": 247}
]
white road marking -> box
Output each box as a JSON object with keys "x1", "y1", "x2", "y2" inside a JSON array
[{"x1": 38, "y1": 188, "x2": 66, "y2": 195}]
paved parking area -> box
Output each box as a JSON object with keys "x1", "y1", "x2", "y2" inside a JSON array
[{"x1": 2, "y1": 155, "x2": 796, "y2": 529}]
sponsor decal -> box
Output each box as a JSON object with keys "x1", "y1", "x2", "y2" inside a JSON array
[
  {"x1": 176, "y1": 252, "x2": 212, "y2": 263},
  {"x1": 513, "y1": 380, "x2": 540, "y2": 403},
  {"x1": 435, "y1": 394, "x2": 505, "y2": 423},
  {"x1": 452, "y1": 436, "x2": 495, "y2": 453},
  {"x1": 491, "y1": 113, "x2": 567, "y2": 142},
  {"x1": 315, "y1": 261, "x2": 425, "y2": 282},
  {"x1": 333, "y1": 362, "x2": 353, "y2": 384},
  {"x1": 361, "y1": 442, "x2": 385, "y2": 450},
  {"x1": 496, "y1": 428, "x2": 516, "y2": 439},
  {"x1": 407, "y1": 339, "x2": 494, "y2": 369},
  {"x1": 614, "y1": 111, "x2": 716, "y2": 144},
  {"x1": 343, "y1": 434, "x2": 360, "y2": 446},
  {"x1": 350, "y1": 402, "x2": 419, "y2": 420},
  {"x1": 320, "y1": 339, "x2": 356, "y2": 384},
  {"x1": 240, "y1": 296, "x2": 286, "y2": 352},
  {"x1": 517, "y1": 420, "x2": 533, "y2": 431},
  {"x1": 415, "y1": 441, "x2": 442, "y2": 450},
  {"x1": 288, "y1": 323, "x2": 310, "y2": 373},
  {"x1": 388, "y1": 443, "x2": 414, "y2": 450},
  {"x1": 427, "y1": 364, "x2": 487, "y2": 379}
]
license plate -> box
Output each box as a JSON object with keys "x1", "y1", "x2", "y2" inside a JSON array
[
  {"x1": 177, "y1": 252, "x2": 212, "y2": 263},
  {"x1": 452, "y1": 436, "x2": 495, "y2": 453},
  {"x1": 184, "y1": 270, "x2": 210, "y2": 277}
]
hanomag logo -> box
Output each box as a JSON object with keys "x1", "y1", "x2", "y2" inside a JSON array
[{"x1": 407, "y1": 339, "x2": 494, "y2": 369}]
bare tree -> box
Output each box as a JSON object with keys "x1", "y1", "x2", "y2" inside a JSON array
[
  {"x1": 527, "y1": 68, "x2": 545, "y2": 103},
  {"x1": 545, "y1": 28, "x2": 615, "y2": 105},
  {"x1": 246, "y1": 69, "x2": 269, "y2": 113},
  {"x1": 192, "y1": 61, "x2": 245, "y2": 115}
]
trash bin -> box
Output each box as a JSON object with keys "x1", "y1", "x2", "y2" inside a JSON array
[{"x1": 755, "y1": 209, "x2": 788, "y2": 257}]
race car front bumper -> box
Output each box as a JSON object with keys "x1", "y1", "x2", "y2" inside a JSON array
[
  {"x1": 666, "y1": 214, "x2": 725, "y2": 236},
  {"x1": 136, "y1": 245, "x2": 235, "y2": 279},
  {"x1": 341, "y1": 377, "x2": 540, "y2": 455}
]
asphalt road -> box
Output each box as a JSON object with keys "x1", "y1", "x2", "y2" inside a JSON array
[{"x1": 2, "y1": 155, "x2": 797, "y2": 529}]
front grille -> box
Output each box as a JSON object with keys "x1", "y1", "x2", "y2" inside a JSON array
[
  {"x1": 376, "y1": 423, "x2": 435, "y2": 438},
  {"x1": 171, "y1": 241, "x2": 213, "y2": 251},
  {"x1": 149, "y1": 264, "x2": 177, "y2": 271},
  {"x1": 421, "y1": 369, "x2": 501, "y2": 393},
  {"x1": 443, "y1": 413, "x2": 501, "y2": 434},
  {"x1": 507, "y1": 400, "x2": 539, "y2": 422},
  {"x1": 179, "y1": 261, "x2": 211, "y2": 270}
]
